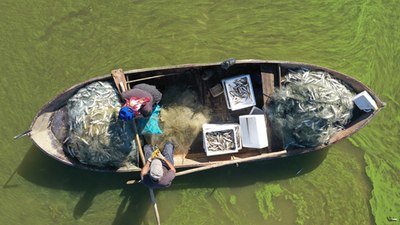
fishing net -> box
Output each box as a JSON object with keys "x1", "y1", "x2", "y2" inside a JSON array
[
  {"x1": 268, "y1": 69, "x2": 355, "y2": 149},
  {"x1": 146, "y1": 87, "x2": 211, "y2": 154},
  {"x1": 65, "y1": 81, "x2": 138, "y2": 168}
]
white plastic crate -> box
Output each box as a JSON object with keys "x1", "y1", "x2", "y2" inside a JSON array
[
  {"x1": 353, "y1": 91, "x2": 378, "y2": 112},
  {"x1": 203, "y1": 124, "x2": 242, "y2": 156},
  {"x1": 222, "y1": 74, "x2": 256, "y2": 111},
  {"x1": 239, "y1": 114, "x2": 269, "y2": 149}
]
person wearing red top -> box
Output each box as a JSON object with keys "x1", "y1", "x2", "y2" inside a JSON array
[{"x1": 118, "y1": 83, "x2": 162, "y2": 120}]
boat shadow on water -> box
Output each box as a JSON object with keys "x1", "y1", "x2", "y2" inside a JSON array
[
  {"x1": 173, "y1": 148, "x2": 328, "y2": 190},
  {"x1": 10, "y1": 144, "x2": 328, "y2": 224}
]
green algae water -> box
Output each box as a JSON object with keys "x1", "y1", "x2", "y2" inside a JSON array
[{"x1": 1, "y1": 0, "x2": 399, "y2": 224}]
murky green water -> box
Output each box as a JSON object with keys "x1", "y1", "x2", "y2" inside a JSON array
[{"x1": 1, "y1": 0, "x2": 399, "y2": 224}]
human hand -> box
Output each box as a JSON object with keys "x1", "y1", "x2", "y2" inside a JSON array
[
  {"x1": 151, "y1": 149, "x2": 160, "y2": 159},
  {"x1": 157, "y1": 153, "x2": 165, "y2": 161}
]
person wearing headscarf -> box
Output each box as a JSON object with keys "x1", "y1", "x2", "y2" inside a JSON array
[{"x1": 118, "y1": 83, "x2": 162, "y2": 121}]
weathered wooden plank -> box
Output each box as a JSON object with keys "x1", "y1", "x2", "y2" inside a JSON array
[
  {"x1": 261, "y1": 72, "x2": 275, "y2": 103},
  {"x1": 111, "y1": 69, "x2": 128, "y2": 94},
  {"x1": 261, "y1": 68, "x2": 284, "y2": 152},
  {"x1": 261, "y1": 72, "x2": 275, "y2": 152}
]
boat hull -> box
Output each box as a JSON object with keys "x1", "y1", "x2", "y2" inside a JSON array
[{"x1": 29, "y1": 59, "x2": 385, "y2": 174}]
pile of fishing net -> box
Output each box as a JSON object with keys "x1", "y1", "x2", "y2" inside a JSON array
[
  {"x1": 147, "y1": 87, "x2": 211, "y2": 154},
  {"x1": 268, "y1": 69, "x2": 355, "y2": 149},
  {"x1": 65, "y1": 81, "x2": 138, "y2": 168}
]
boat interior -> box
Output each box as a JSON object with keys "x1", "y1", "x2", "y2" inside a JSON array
[{"x1": 118, "y1": 61, "x2": 377, "y2": 169}]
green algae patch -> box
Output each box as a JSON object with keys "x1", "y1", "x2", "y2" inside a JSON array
[
  {"x1": 255, "y1": 184, "x2": 284, "y2": 221},
  {"x1": 213, "y1": 189, "x2": 241, "y2": 225},
  {"x1": 348, "y1": 137, "x2": 360, "y2": 148},
  {"x1": 281, "y1": 142, "x2": 373, "y2": 225},
  {"x1": 284, "y1": 193, "x2": 308, "y2": 225},
  {"x1": 48, "y1": 203, "x2": 69, "y2": 223},
  {"x1": 350, "y1": 97, "x2": 400, "y2": 225},
  {"x1": 229, "y1": 195, "x2": 237, "y2": 205},
  {"x1": 165, "y1": 188, "x2": 245, "y2": 225},
  {"x1": 364, "y1": 152, "x2": 400, "y2": 225},
  {"x1": 165, "y1": 188, "x2": 216, "y2": 225}
]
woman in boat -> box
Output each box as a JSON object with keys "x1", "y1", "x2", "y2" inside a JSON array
[
  {"x1": 140, "y1": 143, "x2": 176, "y2": 188},
  {"x1": 118, "y1": 83, "x2": 162, "y2": 120}
]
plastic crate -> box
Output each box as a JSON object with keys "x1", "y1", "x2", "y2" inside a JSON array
[
  {"x1": 203, "y1": 124, "x2": 241, "y2": 156},
  {"x1": 222, "y1": 74, "x2": 256, "y2": 111}
]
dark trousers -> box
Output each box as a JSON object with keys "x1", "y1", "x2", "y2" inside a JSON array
[{"x1": 144, "y1": 142, "x2": 174, "y2": 165}]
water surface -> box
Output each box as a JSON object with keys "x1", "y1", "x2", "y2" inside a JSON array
[{"x1": 1, "y1": 0, "x2": 399, "y2": 224}]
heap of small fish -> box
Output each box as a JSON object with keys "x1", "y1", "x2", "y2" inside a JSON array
[
  {"x1": 268, "y1": 69, "x2": 355, "y2": 149},
  {"x1": 65, "y1": 81, "x2": 138, "y2": 167},
  {"x1": 205, "y1": 129, "x2": 236, "y2": 151},
  {"x1": 228, "y1": 77, "x2": 252, "y2": 104}
]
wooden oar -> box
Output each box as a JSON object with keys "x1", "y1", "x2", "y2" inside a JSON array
[
  {"x1": 132, "y1": 119, "x2": 161, "y2": 225},
  {"x1": 126, "y1": 150, "x2": 288, "y2": 185},
  {"x1": 126, "y1": 163, "x2": 226, "y2": 184},
  {"x1": 134, "y1": 125, "x2": 145, "y2": 164}
]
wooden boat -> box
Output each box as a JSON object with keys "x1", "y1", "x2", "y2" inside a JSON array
[{"x1": 26, "y1": 59, "x2": 385, "y2": 176}]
